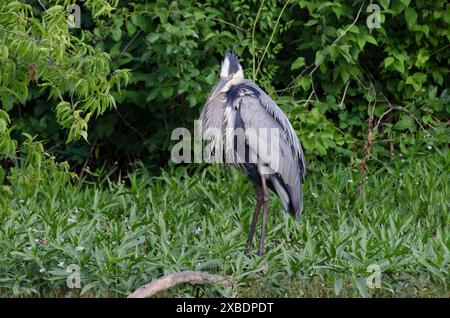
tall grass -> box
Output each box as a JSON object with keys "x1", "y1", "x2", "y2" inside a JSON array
[{"x1": 0, "y1": 151, "x2": 448, "y2": 297}]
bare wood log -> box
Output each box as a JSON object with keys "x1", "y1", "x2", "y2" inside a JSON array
[{"x1": 128, "y1": 270, "x2": 228, "y2": 298}]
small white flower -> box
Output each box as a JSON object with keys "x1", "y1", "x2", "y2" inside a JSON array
[
  {"x1": 39, "y1": 268, "x2": 46, "y2": 273},
  {"x1": 19, "y1": 199, "x2": 24, "y2": 204},
  {"x1": 34, "y1": 238, "x2": 40, "y2": 243},
  {"x1": 58, "y1": 261, "x2": 65, "y2": 268},
  {"x1": 347, "y1": 179, "x2": 354, "y2": 183},
  {"x1": 68, "y1": 216, "x2": 76, "y2": 224},
  {"x1": 427, "y1": 145, "x2": 432, "y2": 150},
  {"x1": 194, "y1": 227, "x2": 202, "y2": 235},
  {"x1": 75, "y1": 246, "x2": 84, "y2": 252}
]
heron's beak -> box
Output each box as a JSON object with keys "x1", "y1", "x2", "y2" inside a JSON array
[{"x1": 207, "y1": 78, "x2": 228, "y2": 104}]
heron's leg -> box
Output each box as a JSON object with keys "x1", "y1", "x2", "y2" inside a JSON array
[
  {"x1": 257, "y1": 175, "x2": 270, "y2": 256},
  {"x1": 246, "y1": 186, "x2": 263, "y2": 249}
]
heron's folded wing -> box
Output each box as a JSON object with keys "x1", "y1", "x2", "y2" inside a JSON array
[
  {"x1": 238, "y1": 95, "x2": 301, "y2": 187},
  {"x1": 199, "y1": 93, "x2": 226, "y2": 161},
  {"x1": 242, "y1": 81, "x2": 306, "y2": 180}
]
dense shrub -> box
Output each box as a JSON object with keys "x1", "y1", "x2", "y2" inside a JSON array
[{"x1": 0, "y1": 0, "x2": 449, "y2": 173}]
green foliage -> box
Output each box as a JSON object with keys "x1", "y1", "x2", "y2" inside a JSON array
[
  {"x1": 281, "y1": 0, "x2": 450, "y2": 157},
  {"x1": 0, "y1": 0, "x2": 129, "y2": 158},
  {"x1": 1, "y1": 0, "x2": 448, "y2": 169},
  {"x1": 1, "y1": 0, "x2": 448, "y2": 299},
  {"x1": 0, "y1": 152, "x2": 448, "y2": 297}
]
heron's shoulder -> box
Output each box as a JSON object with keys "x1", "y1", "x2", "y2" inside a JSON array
[
  {"x1": 226, "y1": 81, "x2": 259, "y2": 102},
  {"x1": 238, "y1": 82, "x2": 307, "y2": 179}
]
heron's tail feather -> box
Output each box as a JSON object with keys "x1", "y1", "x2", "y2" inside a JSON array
[
  {"x1": 288, "y1": 176, "x2": 303, "y2": 218},
  {"x1": 268, "y1": 174, "x2": 303, "y2": 218}
]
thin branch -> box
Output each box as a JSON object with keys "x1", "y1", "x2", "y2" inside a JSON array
[
  {"x1": 120, "y1": 30, "x2": 143, "y2": 57},
  {"x1": 211, "y1": 17, "x2": 248, "y2": 32},
  {"x1": 373, "y1": 108, "x2": 394, "y2": 131},
  {"x1": 275, "y1": 64, "x2": 315, "y2": 94},
  {"x1": 252, "y1": 0, "x2": 266, "y2": 79},
  {"x1": 128, "y1": 271, "x2": 229, "y2": 298},
  {"x1": 430, "y1": 43, "x2": 450, "y2": 57},
  {"x1": 339, "y1": 80, "x2": 350, "y2": 108},
  {"x1": 303, "y1": 89, "x2": 315, "y2": 108},
  {"x1": 278, "y1": 1, "x2": 365, "y2": 95},
  {"x1": 379, "y1": 92, "x2": 433, "y2": 133},
  {"x1": 37, "y1": 0, "x2": 48, "y2": 12},
  {"x1": 255, "y1": 0, "x2": 290, "y2": 77},
  {"x1": 308, "y1": 1, "x2": 365, "y2": 77},
  {"x1": 0, "y1": 26, "x2": 75, "y2": 104},
  {"x1": 77, "y1": 142, "x2": 96, "y2": 183},
  {"x1": 115, "y1": 108, "x2": 146, "y2": 141}
]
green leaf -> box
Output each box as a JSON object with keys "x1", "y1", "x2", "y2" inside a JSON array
[
  {"x1": 340, "y1": 68, "x2": 350, "y2": 83},
  {"x1": 146, "y1": 33, "x2": 159, "y2": 43},
  {"x1": 384, "y1": 57, "x2": 395, "y2": 68},
  {"x1": 130, "y1": 12, "x2": 142, "y2": 27},
  {"x1": 161, "y1": 87, "x2": 174, "y2": 99},
  {"x1": 413, "y1": 72, "x2": 427, "y2": 84},
  {"x1": 297, "y1": 76, "x2": 312, "y2": 92},
  {"x1": 310, "y1": 107, "x2": 321, "y2": 123},
  {"x1": 187, "y1": 94, "x2": 197, "y2": 107},
  {"x1": 378, "y1": 0, "x2": 390, "y2": 10},
  {"x1": 349, "y1": 25, "x2": 359, "y2": 34},
  {"x1": 111, "y1": 27, "x2": 122, "y2": 42},
  {"x1": 315, "y1": 50, "x2": 326, "y2": 66},
  {"x1": 291, "y1": 57, "x2": 306, "y2": 70},
  {"x1": 365, "y1": 34, "x2": 377, "y2": 45},
  {"x1": 393, "y1": 117, "x2": 413, "y2": 131},
  {"x1": 354, "y1": 278, "x2": 369, "y2": 298},
  {"x1": 80, "y1": 282, "x2": 98, "y2": 296},
  {"x1": 393, "y1": 61, "x2": 405, "y2": 73},
  {"x1": 404, "y1": 8, "x2": 417, "y2": 29},
  {"x1": 0, "y1": 45, "x2": 9, "y2": 62},
  {"x1": 356, "y1": 36, "x2": 366, "y2": 50},
  {"x1": 126, "y1": 20, "x2": 136, "y2": 35},
  {"x1": 304, "y1": 19, "x2": 319, "y2": 27}
]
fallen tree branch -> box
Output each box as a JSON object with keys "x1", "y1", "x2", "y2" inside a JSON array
[{"x1": 128, "y1": 271, "x2": 229, "y2": 298}]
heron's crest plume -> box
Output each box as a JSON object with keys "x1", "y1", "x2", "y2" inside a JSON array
[{"x1": 220, "y1": 49, "x2": 242, "y2": 78}]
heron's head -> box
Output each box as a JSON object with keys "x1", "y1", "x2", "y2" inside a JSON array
[
  {"x1": 206, "y1": 50, "x2": 245, "y2": 103},
  {"x1": 220, "y1": 50, "x2": 244, "y2": 83}
]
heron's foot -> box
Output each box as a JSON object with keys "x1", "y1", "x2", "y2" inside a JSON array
[
  {"x1": 257, "y1": 240, "x2": 265, "y2": 256},
  {"x1": 245, "y1": 243, "x2": 254, "y2": 255},
  {"x1": 256, "y1": 248, "x2": 264, "y2": 257}
]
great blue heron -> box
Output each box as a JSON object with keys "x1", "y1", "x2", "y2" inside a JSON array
[{"x1": 199, "y1": 50, "x2": 306, "y2": 256}]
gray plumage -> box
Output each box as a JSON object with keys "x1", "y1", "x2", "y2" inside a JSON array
[{"x1": 199, "y1": 50, "x2": 306, "y2": 255}]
